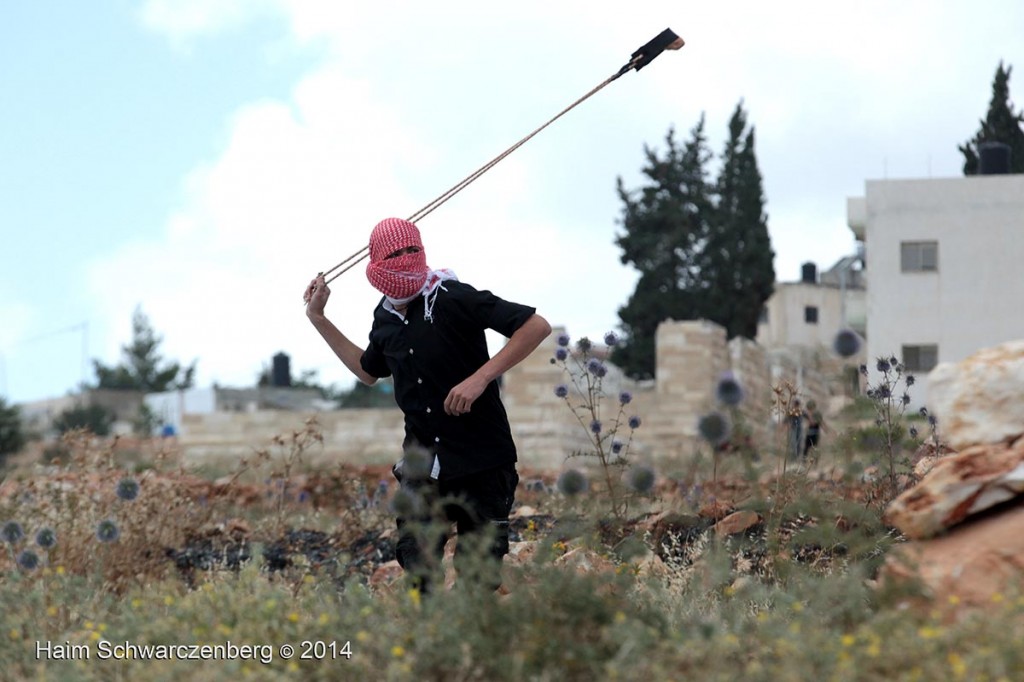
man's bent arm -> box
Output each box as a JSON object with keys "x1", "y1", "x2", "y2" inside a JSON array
[
  {"x1": 479, "y1": 314, "x2": 552, "y2": 384},
  {"x1": 307, "y1": 312, "x2": 378, "y2": 386}
]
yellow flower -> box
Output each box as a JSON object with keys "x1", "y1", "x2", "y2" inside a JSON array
[
  {"x1": 948, "y1": 652, "x2": 967, "y2": 678},
  {"x1": 841, "y1": 634, "x2": 856, "y2": 647},
  {"x1": 85, "y1": 621, "x2": 94, "y2": 630},
  {"x1": 8, "y1": 629, "x2": 19, "y2": 640},
  {"x1": 788, "y1": 623, "x2": 801, "y2": 635},
  {"x1": 918, "y1": 626, "x2": 942, "y2": 639},
  {"x1": 865, "y1": 641, "x2": 881, "y2": 658},
  {"x1": 131, "y1": 598, "x2": 142, "y2": 609},
  {"x1": 288, "y1": 612, "x2": 300, "y2": 623},
  {"x1": 408, "y1": 588, "x2": 421, "y2": 608},
  {"x1": 990, "y1": 592, "x2": 1004, "y2": 604},
  {"x1": 318, "y1": 613, "x2": 329, "y2": 626},
  {"x1": 391, "y1": 645, "x2": 405, "y2": 658},
  {"x1": 164, "y1": 596, "x2": 174, "y2": 606},
  {"x1": 56, "y1": 566, "x2": 65, "y2": 575},
  {"x1": 90, "y1": 631, "x2": 100, "y2": 641},
  {"x1": 947, "y1": 595, "x2": 960, "y2": 605},
  {"x1": 47, "y1": 606, "x2": 58, "y2": 617},
  {"x1": 614, "y1": 611, "x2": 627, "y2": 624},
  {"x1": 303, "y1": 574, "x2": 315, "y2": 584},
  {"x1": 356, "y1": 631, "x2": 370, "y2": 643},
  {"x1": 218, "y1": 624, "x2": 232, "y2": 636},
  {"x1": 360, "y1": 606, "x2": 372, "y2": 618},
  {"x1": 791, "y1": 602, "x2": 804, "y2": 612},
  {"x1": 98, "y1": 624, "x2": 107, "y2": 633},
  {"x1": 287, "y1": 662, "x2": 299, "y2": 672}
]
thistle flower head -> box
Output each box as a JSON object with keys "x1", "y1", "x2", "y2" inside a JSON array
[
  {"x1": 554, "y1": 384, "x2": 569, "y2": 399},
  {"x1": 554, "y1": 347, "x2": 568, "y2": 362},
  {"x1": 389, "y1": 489, "x2": 424, "y2": 518},
  {"x1": 556, "y1": 469, "x2": 588, "y2": 496},
  {"x1": 603, "y1": 331, "x2": 619, "y2": 347},
  {"x1": 35, "y1": 528, "x2": 56, "y2": 549},
  {"x1": 928, "y1": 415, "x2": 938, "y2": 427},
  {"x1": 859, "y1": 364, "x2": 868, "y2": 376},
  {"x1": 619, "y1": 391, "x2": 633, "y2": 405},
  {"x1": 590, "y1": 419, "x2": 602, "y2": 434},
  {"x1": 697, "y1": 411, "x2": 732, "y2": 446},
  {"x1": 832, "y1": 329, "x2": 862, "y2": 358},
  {"x1": 905, "y1": 374, "x2": 916, "y2": 387},
  {"x1": 876, "y1": 358, "x2": 891, "y2": 373},
  {"x1": 909, "y1": 426, "x2": 919, "y2": 439},
  {"x1": 17, "y1": 550, "x2": 39, "y2": 571},
  {"x1": 628, "y1": 415, "x2": 642, "y2": 430},
  {"x1": 586, "y1": 358, "x2": 603, "y2": 375},
  {"x1": 625, "y1": 465, "x2": 656, "y2": 494},
  {"x1": 2, "y1": 521, "x2": 24, "y2": 544},
  {"x1": 611, "y1": 439, "x2": 624, "y2": 455},
  {"x1": 576, "y1": 337, "x2": 592, "y2": 353},
  {"x1": 556, "y1": 333, "x2": 570, "y2": 347},
  {"x1": 116, "y1": 478, "x2": 140, "y2": 502},
  {"x1": 919, "y1": 407, "x2": 929, "y2": 417},
  {"x1": 400, "y1": 444, "x2": 433, "y2": 482},
  {"x1": 95, "y1": 519, "x2": 120, "y2": 543},
  {"x1": 715, "y1": 372, "x2": 744, "y2": 406}
]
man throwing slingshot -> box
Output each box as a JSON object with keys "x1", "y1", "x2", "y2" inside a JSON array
[{"x1": 304, "y1": 217, "x2": 551, "y2": 593}]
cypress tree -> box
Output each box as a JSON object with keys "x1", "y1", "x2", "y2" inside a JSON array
[{"x1": 959, "y1": 61, "x2": 1024, "y2": 174}]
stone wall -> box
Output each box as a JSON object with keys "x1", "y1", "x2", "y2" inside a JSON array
[{"x1": 178, "y1": 320, "x2": 854, "y2": 470}]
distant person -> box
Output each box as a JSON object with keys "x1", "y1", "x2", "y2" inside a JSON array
[
  {"x1": 303, "y1": 217, "x2": 551, "y2": 593},
  {"x1": 803, "y1": 399, "x2": 827, "y2": 460},
  {"x1": 787, "y1": 399, "x2": 803, "y2": 460}
]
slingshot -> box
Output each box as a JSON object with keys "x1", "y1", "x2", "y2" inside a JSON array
[{"x1": 314, "y1": 28, "x2": 684, "y2": 288}]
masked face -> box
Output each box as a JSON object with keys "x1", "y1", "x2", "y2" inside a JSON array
[{"x1": 365, "y1": 218, "x2": 429, "y2": 300}]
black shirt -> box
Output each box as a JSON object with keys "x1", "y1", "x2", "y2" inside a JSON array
[{"x1": 359, "y1": 280, "x2": 536, "y2": 480}]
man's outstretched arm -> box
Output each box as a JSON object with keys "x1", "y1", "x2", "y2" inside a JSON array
[{"x1": 304, "y1": 275, "x2": 378, "y2": 386}]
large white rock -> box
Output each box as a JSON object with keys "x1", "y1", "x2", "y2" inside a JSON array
[{"x1": 927, "y1": 340, "x2": 1024, "y2": 450}]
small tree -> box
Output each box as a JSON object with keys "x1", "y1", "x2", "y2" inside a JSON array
[
  {"x1": 0, "y1": 397, "x2": 26, "y2": 461},
  {"x1": 53, "y1": 404, "x2": 116, "y2": 437},
  {"x1": 959, "y1": 61, "x2": 1024, "y2": 174},
  {"x1": 93, "y1": 306, "x2": 196, "y2": 393}
]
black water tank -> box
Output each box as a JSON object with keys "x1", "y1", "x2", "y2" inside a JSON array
[
  {"x1": 271, "y1": 352, "x2": 291, "y2": 387},
  {"x1": 801, "y1": 262, "x2": 817, "y2": 284},
  {"x1": 978, "y1": 141, "x2": 1011, "y2": 175}
]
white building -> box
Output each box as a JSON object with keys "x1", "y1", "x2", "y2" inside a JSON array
[
  {"x1": 847, "y1": 173, "x2": 1024, "y2": 408},
  {"x1": 756, "y1": 260, "x2": 866, "y2": 351}
]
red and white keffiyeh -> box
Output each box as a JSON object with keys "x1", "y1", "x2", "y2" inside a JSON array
[{"x1": 366, "y1": 217, "x2": 456, "y2": 321}]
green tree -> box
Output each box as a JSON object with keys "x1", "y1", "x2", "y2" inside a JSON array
[
  {"x1": 703, "y1": 102, "x2": 775, "y2": 339},
  {"x1": 93, "y1": 306, "x2": 197, "y2": 393},
  {"x1": 611, "y1": 118, "x2": 714, "y2": 380},
  {"x1": 0, "y1": 397, "x2": 26, "y2": 460},
  {"x1": 612, "y1": 103, "x2": 776, "y2": 379},
  {"x1": 959, "y1": 61, "x2": 1024, "y2": 174},
  {"x1": 53, "y1": 403, "x2": 115, "y2": 436}
]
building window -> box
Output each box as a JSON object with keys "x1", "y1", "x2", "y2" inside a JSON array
[
  {"x1": 901, "y1": 241, "x2": 938, "y2": 272},
  {"x1": 902, "y1": 344, "x2": 938, "y2": 372},
  {"x1": 804, "y1": 306, "x2": 819, "y2": 324}
]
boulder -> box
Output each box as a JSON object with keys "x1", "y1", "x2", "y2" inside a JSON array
[
  {"x1": 928, "y1": 340, "x2": 1024, "y2": 450},
  {"x1": 881, "y1": 500, "x2": 1024, "y2": 609},
  {"x1": 884, "y1": 437, "x2": 1024, "y2": 539},
  {"x1": 713, "y1": 510, "x2": 761, "y2": 537}
]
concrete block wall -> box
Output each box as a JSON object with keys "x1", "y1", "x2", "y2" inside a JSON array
[{"x1": 179, "y1": 320, "x2": 851, "y2": 470}]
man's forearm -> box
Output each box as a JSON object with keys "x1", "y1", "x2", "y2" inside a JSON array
[
  {"x1": 476, "y1": 314, "x2": 552, "y2": 384},
  {"x1": 307, "y1": 313, "x2": 377, "y2": 386}
]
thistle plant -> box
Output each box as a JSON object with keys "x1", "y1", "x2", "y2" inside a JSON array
[
  {"x1": 860, "y1": 355, "x2": 916, "y2": 494},
  {"x1": 551, "y1": 332, "x2": 646, "y2": 519}
]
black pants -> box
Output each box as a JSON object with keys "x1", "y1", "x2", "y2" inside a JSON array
[
  {"x1": 394, "y1": 462, "x2": 518, "y2": 593},
  {"x1": 803, "y1": 430, "x2": 820, "y2": 457}
]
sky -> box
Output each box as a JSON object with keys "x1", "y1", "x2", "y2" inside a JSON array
[{"x1": 2, "y1": 1, "x2": 1023, "y2": 404}]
